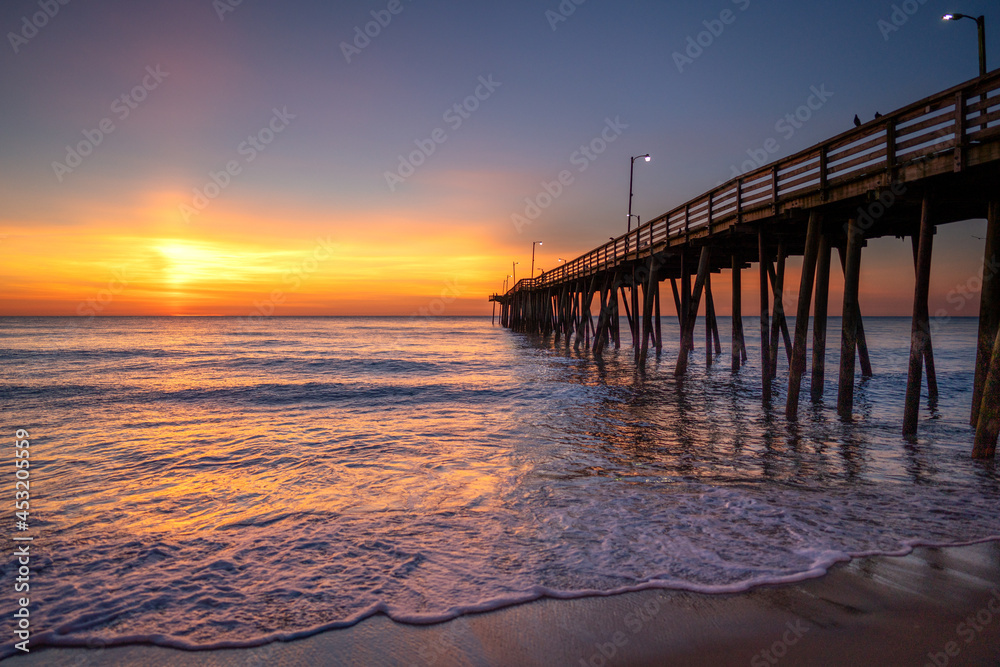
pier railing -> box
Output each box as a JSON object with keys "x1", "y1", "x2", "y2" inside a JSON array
[{"x1": 503, "y1": 70, "x2": 1000, "y2": 296}]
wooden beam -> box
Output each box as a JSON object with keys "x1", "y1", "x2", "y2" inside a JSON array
[
  {"x1": 706, "y1": 276, "x2": 722, "y2": 355},
  {"x1": 654, "y1": 279, "x2": 663, "y2": 354},
  {"x1": 682, "y1": 257, "x2": 693, "y2": 352},
  {"x1": 973, "y1": 325, "x2": 1000, "y2": 458},
  {"x1": 838, "y1": 218, "x2": 865, "y2": 418},
  {"x1": 904, "y1": 194, "x2": 935, "y2": 438},
  {"x1": 837, "y1": 246, "x2": 874, "y2": 378},
  {"x1": 973, "y1": 200, "x2": 1000, "y2": 426},
  {"x1": 705, "y1": 274, "x2": 715, "y2": 366},
  {"x1": 639, "y1": 259, "x2": 657, "y2": 366},
  {"x1": 759, "y1": 229, "x2": 773, "y2": 402},
  {"x1": 811, "y1": 232, "x2": 832, "y2": 402},
  {"x1": 675, "y1": 247, "x2": 711, "y2": 377},
  {"x1": 767, "y1": 244, "x2": 793, "y2": 379},
  {"x1": 670, "y1": 278, "x2": 682, "y2": 329},
  {"x1": 787, "y1": 212, "x2": 823, "y2": 420},
  {"x1": 732, "y1": 254, "x2": 744, "y2": 373},
  {"x1": 631, "y1": 266, "x2": 641, "y2": 361}
]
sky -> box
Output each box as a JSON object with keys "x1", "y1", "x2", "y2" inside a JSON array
[{"x1": 0, "y1": 0, "x2": 995, "y2": 316}]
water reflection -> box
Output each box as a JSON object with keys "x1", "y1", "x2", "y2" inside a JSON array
[{"x1": 518, "y1": 316, "x2": 994, "y2": 489}]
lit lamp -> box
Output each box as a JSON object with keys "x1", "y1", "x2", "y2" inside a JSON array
[
  {"x1": 530, "y1": 241, "x2": 542, "y2": 281},
  {"x1": 628, "y1": 154, "x2": 651, "y2": 234},
  {"x1": 943, "y1": 13, "x2": 987, "y2": 76}
]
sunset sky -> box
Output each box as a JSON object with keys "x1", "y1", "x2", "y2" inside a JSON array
[{"x1": 1, "y1": 0, "x2": 995, "y2": 316}]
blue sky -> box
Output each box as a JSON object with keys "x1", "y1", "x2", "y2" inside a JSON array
[{"x1": 0, "y1": 0, "x2": 994, "y2": 314}]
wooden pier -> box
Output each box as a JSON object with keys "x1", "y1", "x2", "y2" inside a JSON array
[{"x1": 491, "y1": 70, "x2": 1000, "y2": 457}]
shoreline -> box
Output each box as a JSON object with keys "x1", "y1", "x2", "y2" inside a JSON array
[{"x1": 10, "y1": 541, "x2": 1000, "y2": 666}]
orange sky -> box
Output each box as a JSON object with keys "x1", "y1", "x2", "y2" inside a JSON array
[{"x1": 1, "y1": 1, "x2": 993, "y2": 318}]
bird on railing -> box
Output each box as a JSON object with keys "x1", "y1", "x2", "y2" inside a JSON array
[
  {"x1": 853, "y1": 114, "x2": 862, "y2": 127},
  {"x1": 874, "y1": 111, "x2": 882, "y2": 119}
]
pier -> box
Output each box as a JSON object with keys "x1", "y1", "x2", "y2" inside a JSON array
[{"x1": 491, "y1": 70, "x2": 1000, "y2": 457}]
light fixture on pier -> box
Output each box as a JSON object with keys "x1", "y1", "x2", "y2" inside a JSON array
[
  {"x1": 531, "y1": 242, "x2": 543, "y2": 281},
  {"x1": 628, "y1": 154, "x2": 651, "y2": 234},
  {"x1": 943, "y1": 13, "x2": 987, "y2": 76}
]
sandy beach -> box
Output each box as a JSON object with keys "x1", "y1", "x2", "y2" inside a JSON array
[{"x1": 11, "y1": 541, "x2": 1000, "y2": 666}]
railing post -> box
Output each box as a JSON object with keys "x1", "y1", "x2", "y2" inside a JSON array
[
  {"x1": 771, "y1": 165, "x2": 780, "y2": 215},
  {"x1": 954, "y1": 90, "x2": 967, "y2": 173},
  {"x1": 886, "y1": 119, "x2": 897, "y2": 182},
  {"x1": 819, "y1": 146, "x2": 828, "y2": 201},
  {"x1": 707, "y1": 190, "x2": 714, "y2": 229},
  {"x1": 736, "y1": 178, "x2": 743, "y2": 225}
]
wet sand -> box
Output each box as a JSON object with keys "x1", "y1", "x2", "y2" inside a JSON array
[{"x1": 11, "y1": 541, "x2": 1000, "y2": 666}]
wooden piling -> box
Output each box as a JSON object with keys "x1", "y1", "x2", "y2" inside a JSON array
[
  {"x1": 631, "y1": 269, "x2": 641, "y2": 360},
  {"x1": 675, "y1": 247, "x2": 711, "y2": 377},
  {"x1": 705, "y1": 275, "x2": 714, "y2": 365},
  {"x1": 836, "y1": 246, "x2": 874, "y2": 378},
  {"x1": 732, "y1": 254, "x2": 744, "y2": 373},
  {"x1": 681, "y1": 258, "x2": 693, "y2": 352},
  {"x1": 670, "y1": 278, "x2": 682, "y2": 329},
  {"x1": 620, "y1": 285, "x2": 635, "y2": 342},
  {"x1": 810, "y1": 232, "x2": 832, "y2": 402},
  {"x1": 838, "y1": 218, "x2": 864, "y2": 418},
  {"x1": 706, "y1": 276, "x2": 722, "y2": 356},
  {"x1": 903, "y1": 194, "x2": 935, "y2": 438},
  {"x1": 972, "y1": 200, "x2": 1000, "y2": 426},
  {"x1": 973, "y1": 325, "x2": 1000, "y2": 458},
  {"x1": 766, "y1": 245, "x2": 793, "y2": 379},
  {"x1": 759, "y1": 229, "x2": 773, "y2": 402},
  {"x1": 639, "y1": 259, "x2": 657, "y2": 366},
  {"x1": 654, "y1": 280, "x2": 663, "y2": 354},
  {"x1": 787, "y1": 212, "x2": 823, "y2": 420}
]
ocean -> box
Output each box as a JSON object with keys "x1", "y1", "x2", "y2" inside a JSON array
[{"x1": 2, "y1": 315, "x2": 999, "y2": 655}]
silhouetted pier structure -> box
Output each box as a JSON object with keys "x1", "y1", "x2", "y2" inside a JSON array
[{"x1": 491, "y1": 71, "x2": 1000, "y2": 457}]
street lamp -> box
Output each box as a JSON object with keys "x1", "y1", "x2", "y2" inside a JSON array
[
  {"x1": 943, "y1": 13, "x2": 987, "y2": 76},
  {"x1": 628, "y1": 154, "x2": 651, "y2": 234},
  {"x1": 531, "y1": 241, "x2": 542, "y2": 281},
  {"x1": 512, "y1": 261, "x2": 519, "y2": 285}
]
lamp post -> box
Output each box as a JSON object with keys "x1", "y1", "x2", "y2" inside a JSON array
[
  {"x1": 628, "y1": 154, "x2": 651, "y2": 234},
  {"x1": 531, "y1": 242, "x2": 542, "y2": 281},
  {"x1": 943, "y1": 13, "x2": 987, "y2": 76},
  {"x1": 512, "y1": 261, "x2": 519, "y2": 285}
]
